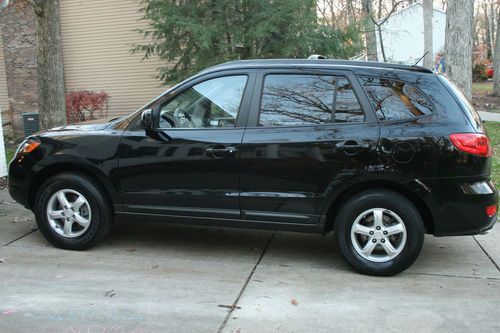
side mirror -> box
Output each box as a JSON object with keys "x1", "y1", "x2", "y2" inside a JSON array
[{"x1": 140, "y1": 109, "x2": 153, "y2": 130}]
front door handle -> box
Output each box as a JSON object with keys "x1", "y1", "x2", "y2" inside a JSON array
[
  {"x1": 335, "y1": 141, "x2": 370, "y2": 154},
  {"x1": 205, "y1": 146, "x2": 238, "y2": 158}
]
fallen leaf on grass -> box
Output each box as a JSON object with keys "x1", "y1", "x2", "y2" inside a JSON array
[{"x1": 291, "y1": 298, "x2": 299, "y2": 306}]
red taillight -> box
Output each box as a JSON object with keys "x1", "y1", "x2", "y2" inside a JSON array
[
  {"x1": 486, "y1": 205, "x2": 497, "y2": 217},
  {"x1": 449, "y1": 133, "x2": 491, "y2": 157}
]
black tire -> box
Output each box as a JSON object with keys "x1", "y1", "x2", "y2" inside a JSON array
[
  {"x1": 334, "y1": 189, "x2": 425, "y2": 276},
  {"x1": 34, "y1": 172, "x2": 113, "y2": 250}
]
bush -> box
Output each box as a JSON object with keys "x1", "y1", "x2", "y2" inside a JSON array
[
  {"x1": 66, "y1": 90, "x2": 109, "y2": 124},
  {"x1": 473, "y1": 64, "x2": 488, "y2": 82}
]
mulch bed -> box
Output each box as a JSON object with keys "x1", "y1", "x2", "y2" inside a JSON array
[{"x1": 473, "y1": 91, "x2": 500, "y2": 113}]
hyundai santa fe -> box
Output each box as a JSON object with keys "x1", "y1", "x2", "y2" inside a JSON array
[{"x1": 8, "y1": 59, "x2": 498, "y2": 276}]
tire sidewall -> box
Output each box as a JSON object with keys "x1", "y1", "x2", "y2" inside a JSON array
[
  {"x1": 34, "y1": 173, "x2": 108, "y2": 250},
  {"x1": 335, "y1": 190, "x2": 425, "y2": 276}
]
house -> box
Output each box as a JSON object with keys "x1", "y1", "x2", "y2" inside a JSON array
[
  {"x1": 375, "y1": 2, "x2": 446, "y2": 65},
  {"x1": 0, "y1": 0, "x2": 165, "y2": 138}
]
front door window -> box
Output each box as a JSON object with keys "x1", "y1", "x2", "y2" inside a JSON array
[{"x1": 159, "y1": 75, "x2": 248, "y2": 129}]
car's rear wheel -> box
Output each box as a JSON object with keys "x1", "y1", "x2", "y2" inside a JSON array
[
  {"x1": 34, "y1": 173, "x2": 113, "y2": 250},
  {"x1": 334, "y1": 189, "x2": 425, "y2": 276}
]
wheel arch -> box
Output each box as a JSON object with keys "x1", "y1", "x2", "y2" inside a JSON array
[
  {"x1": 28, "y1": 162, "x2": 117, "y2": 211},
  {"x1": 323, "y1": 180, "x2": 434, "y2": 234}
]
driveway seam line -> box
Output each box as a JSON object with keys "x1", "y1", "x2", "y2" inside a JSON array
[
  {"x1": 405, "y1": 271, "x2": 500, "y2": 280},
  {"x1": 473, "y1": 236, "x2": 500, "y2": 272},
  {"x1": 217, "y1": 232, "x2": 275, "y2": 333},
  {"x1": 2, "y1": 228, "x2": 38, "y2": 247}
]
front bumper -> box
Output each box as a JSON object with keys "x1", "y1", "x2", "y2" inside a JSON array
[{"x1": 8, "y1": 154, "x2": 37, "y2": 209}]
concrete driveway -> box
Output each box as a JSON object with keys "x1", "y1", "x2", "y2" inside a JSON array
[{"x1": 1, "y1": 188, "x2": 499, "y2": 333}]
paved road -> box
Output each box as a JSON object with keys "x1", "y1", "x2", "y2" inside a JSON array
[
  {"x1": 479, "y1": 111, "x2": 500, "y2": 122},
  {"x1": 0, "y1": 188, "x2": 499, "y2": 333}
]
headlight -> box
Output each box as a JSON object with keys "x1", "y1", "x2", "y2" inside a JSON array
[{"x1": 15, "y1": 138, "x2": 41, "y2": 156}]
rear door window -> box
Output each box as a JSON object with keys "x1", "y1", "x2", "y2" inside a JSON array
[
  {"x1": 360, "y1": 76, "x2": 433, "y2": 121},
  {"x1": 259, "y1": 74, "x2": 364, "y2": 126}
]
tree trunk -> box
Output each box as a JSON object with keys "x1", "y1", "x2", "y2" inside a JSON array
[
  {"x1": 444, "y1": 0, "x2": 474, "y2": 100},
  {"x1": 33, "y1": 0, "x2": 66, "y2": 130},
  {"x1": 493, "y1": 14, "x2": 500, "y2": 97},
  {"x1": 361, "y1": 0, "x2": 377, "y2": 61},
  {"x1": 423, "y1": 0, "x2": 434, "y2": 68},
  {"x1": 377, "y1": 25, "x2": 386, "y2": 62},
  {"x1": 487, "y1": 2, "x2": 496, "y2": 60},
  {"x1": 481, "y1": 4, "x2": 492, "y2": 60}
]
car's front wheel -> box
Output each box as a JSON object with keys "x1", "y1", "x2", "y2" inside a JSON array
[
  {"x1": 334, "y1": 189, "x2": 425, "y2": 276},
  {"x1": 34, "y1": 172, "x2": 113, "y2": 250}
]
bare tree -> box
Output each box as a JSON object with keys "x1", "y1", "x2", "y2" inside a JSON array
[
  {"x1": 361, "y1": 0, "x2": 378, "y2": 60},
  {"x1": 477, "y1": 1, "x2": 499, "y2": 61},
  {"x1": 494, "y1": 14, "x2": 500, "y2": 97},
  {"x1": 444, "y1": 0, "x2": 474, "y2": 100},
  {"x1": 29, "y1": 0, "x2": 66, "y2": 130},
  {"x1": 423, "y1": 0, "x2": 433, "y2": 68},
  {"x1": 371, "y1": 1, "x2": 404, "y2": 62}
]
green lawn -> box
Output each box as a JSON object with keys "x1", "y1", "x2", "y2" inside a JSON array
[
  {"x1": 5, "y1": 147, "x2": 14, "y2": 165},
  {"x1": 485, "y1": 122, "x2": 500, "y2": 187},
  {"x1": 472, "y1": 81, "x2": 493, "y2": 93}
]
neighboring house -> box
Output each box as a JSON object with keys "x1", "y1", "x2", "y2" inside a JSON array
[
  {"x1": 0, "y1": 0, "x2": 165, "y2": 137},
  {"x1": 375, "y1": 2, "x2": 446, "y2": 65}
]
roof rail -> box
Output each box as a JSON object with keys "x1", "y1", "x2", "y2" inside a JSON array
[{"x1": 204, "y1": 59, "x2": 435, "y2": 74}]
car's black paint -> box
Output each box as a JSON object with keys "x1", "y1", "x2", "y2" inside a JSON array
[{"x1": 9, "y1": 59, "x2": 498, "y2": 237}]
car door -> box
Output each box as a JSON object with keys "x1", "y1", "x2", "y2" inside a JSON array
[
  {"x1": 239, "y1": 69, "x2": 380, "y2": 225},
  {"x1": 115, "y1": 71, "x2": 255, "y2": 220}
]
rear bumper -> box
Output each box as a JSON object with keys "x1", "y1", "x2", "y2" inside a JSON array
[{"x1": 417, "y1": 178, "x2": 498, "y2": 236}]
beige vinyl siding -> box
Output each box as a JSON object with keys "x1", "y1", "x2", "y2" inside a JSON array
[
  {"x1": 60, "y1": 0, "x2": 166, "y2": 118},
  {"x1": 0, "y1": 26, "x2": 9, "y2": 124}
]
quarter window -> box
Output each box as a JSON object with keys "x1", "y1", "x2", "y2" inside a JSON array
[
  {"x1": 259, "y1": 74, "x2": 364, "y2": 127},
  {"x1": 159, "y1": 75, "x2": 247, "y2": 128},
  {"x1": 360, "y1": 76, "x2": 433, "y2": 121}
]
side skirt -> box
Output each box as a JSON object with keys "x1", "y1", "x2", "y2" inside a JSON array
[{"x1": 114, "y1": 211, "x2": 326, "y2": 234}]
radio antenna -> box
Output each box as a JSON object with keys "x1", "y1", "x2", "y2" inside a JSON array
[{"x1": 413, "y1": 51, "x2": 429, "y2": 66}]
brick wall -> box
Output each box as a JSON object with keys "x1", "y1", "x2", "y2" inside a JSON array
[{"x1": 0, "y1": 0, "x2": 38, "y2": 138}]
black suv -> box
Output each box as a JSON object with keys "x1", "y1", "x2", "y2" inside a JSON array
[{"x1": 8, "y1": 59, "x2": 498, "y2": 276}]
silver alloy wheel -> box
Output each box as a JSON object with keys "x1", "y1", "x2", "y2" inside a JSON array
[
  {"x1": 46, "y1": 189, "x2": 92, "y2": 238},
  {"x1": 350, "y1": 208, "x2": 407, "y2": 263}
]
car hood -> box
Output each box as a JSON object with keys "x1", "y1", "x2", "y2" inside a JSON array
[
  {"x1": 49, "y1": 123, "x2": 112, "y2": 132},
  {"x1": 43, "y1": 117, "x2": 123, "y2": 133}
]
